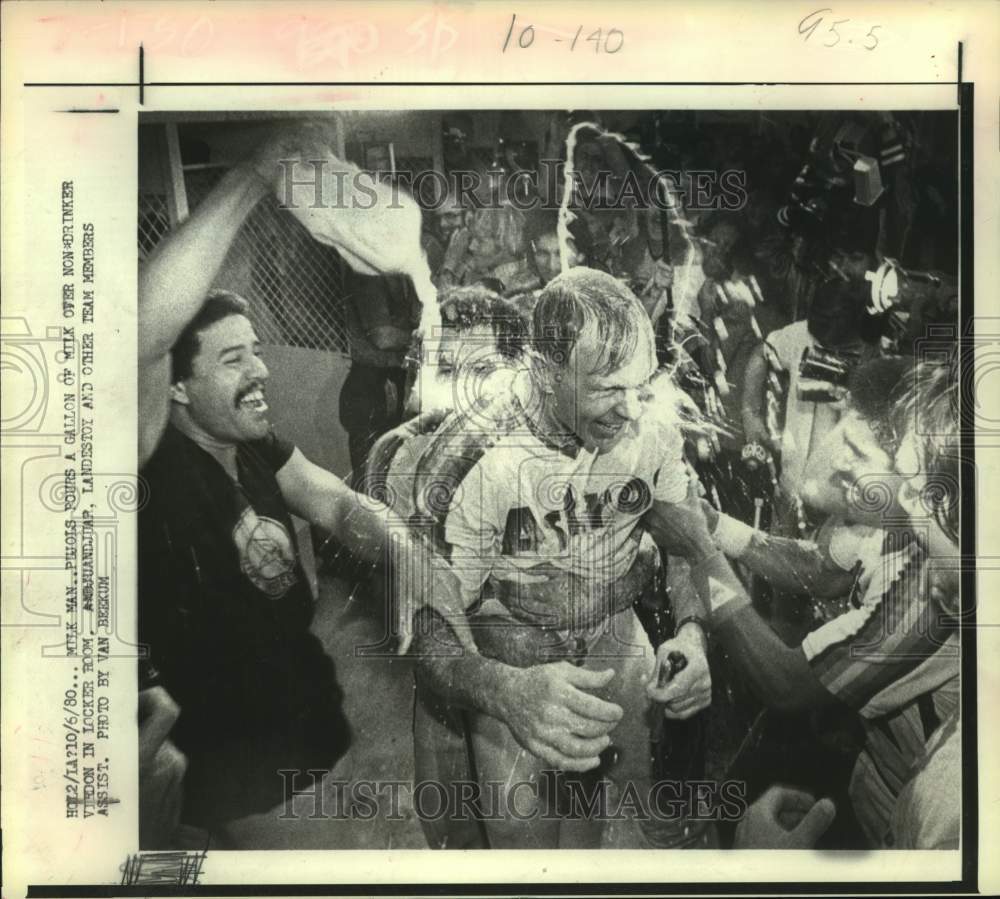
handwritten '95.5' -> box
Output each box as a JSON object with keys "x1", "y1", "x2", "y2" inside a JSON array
[
  {"x1": 502, "y1": 14, "x2": 624, "y2": 54},
  {"x1": 798, "y1": 8, "x2": 882, "y2": 50}
]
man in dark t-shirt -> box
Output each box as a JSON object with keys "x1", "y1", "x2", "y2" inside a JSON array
[
  {"x1": 139, "y1": 421, "x2": 351, "y2": 827},
  {"x1": 137, "y1": 134, "x2": 471, "y2": 843}
]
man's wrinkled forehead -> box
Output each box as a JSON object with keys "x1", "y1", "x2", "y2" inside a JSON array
[{"x1": 574, "y1": 332, "x2": 656, "y2": 386}]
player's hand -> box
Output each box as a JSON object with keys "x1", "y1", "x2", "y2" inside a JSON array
[
  {"x1": 501, "y1": 663, "x2": 624, "y2": 772},
  {"x1": 734, "y1": 785, "x2": 837, "y2": 849},
  {"x1": 642, "y1": 485, "x2": 716, "y2": 563},
  {"x1": 247, "y1": 122, "x2": 340, "y2": 189},
  {"x1": 646, "y1": 623, "x2": 712, "y2": 719}
]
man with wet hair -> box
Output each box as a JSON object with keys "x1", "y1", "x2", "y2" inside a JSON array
[
  {"x1": 361, "y1": 285, "x2": 532, "y2": 851},
  {"x1": 408, "y1": 267, "x2": 713, "y2": 849},
  {"x1": 363, "y1": 285, "x2": 531, "y2": 543},
  {"x1": 400, "y1": 284, "x2": 531, "y2": 420}
]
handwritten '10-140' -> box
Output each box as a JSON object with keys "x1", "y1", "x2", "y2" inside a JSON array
[{"x1": 501, "y1": 14, "x2": 624, "y2": 54}]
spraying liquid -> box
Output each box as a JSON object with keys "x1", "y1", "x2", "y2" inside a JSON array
[
  {"x1": 558, "y1": 121, "x2": 703, "y2": 326},
  {"x1": 276, "y1": 129, "x2": 442, "y2": 342},
  {"x1": 557, "y1": 122, "x2": 719, "y2": 450}
]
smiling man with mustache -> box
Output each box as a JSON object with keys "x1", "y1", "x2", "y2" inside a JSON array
[{"x1": 136, "y1": 132, "x2": 470, "y2": 844}]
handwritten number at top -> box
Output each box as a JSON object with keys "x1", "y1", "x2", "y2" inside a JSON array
[
  {"x1": 502, "y1": 14, "x2": 623, "y2": 53},
  {"x1": 797, "y1": 8, "x2": 831, "y2": 41},
  {"x1": 864, "y1": 25, "x2": 882, "y2": 50},
  {"x1": 798, "y1": 8, "x2": 881, "y2": 51}
]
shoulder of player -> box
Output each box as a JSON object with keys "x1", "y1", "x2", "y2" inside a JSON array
[
  {"x1": 142, "y1": 422, "x2": 206, "y2": 475},
  {"x1": 421, "y1": 418, "x2": 554, "y2": 514}
]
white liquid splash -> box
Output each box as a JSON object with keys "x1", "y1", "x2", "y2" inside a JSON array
[
  {"x1": 278, "y1": 133, "x2": 443, "y2": 345},
  {"x1": 557, "y1": 120, "x2": 703, "y2": 326}
]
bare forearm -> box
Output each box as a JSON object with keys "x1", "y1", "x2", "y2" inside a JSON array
[
  {"x1": 413, "y1": 608, "x2": 512, "y2": 718},
  {"x1": 716, "y1": 516, "x2": 852, "y2": 597},
  {"x1": 741, "y1": 346, "x2": 768, "y2": 427},
  {"x1": 714, "y1": 607, "x2": 832, "y2": 711},
  {"x1": 322, "y1": 493, "x2": 394, "y2": 560},
  {"x1": 666, "y1": 555, "x2": 707, "y2": 627},
  {"x1": 322, "y1": 494, "x2": 432, "y2": 573},
  {"x1": 688, "y1": 551, "x2": 830, "y2": 711},
  {"x1": 138, "y1": 163, "x2": 269, "y2": 364}
]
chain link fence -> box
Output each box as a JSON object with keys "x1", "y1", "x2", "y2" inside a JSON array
[
  {"x1": 137, "y1": 167, "x2": 351, "y2": 353},
  {"x1": 138, "y1": 192, "x2": 171, "y2": 261}
]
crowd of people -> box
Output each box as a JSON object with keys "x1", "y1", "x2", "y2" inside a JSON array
[{"x1": 136, "y1": 113, "x2": 964, "y2": 854}]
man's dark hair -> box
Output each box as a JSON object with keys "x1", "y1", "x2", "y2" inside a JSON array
[
  {"x1": 531, "y1": 267, "x2": 652, "y2": 375},
  {"x1": 439, "y1": 285, "x2": 529, "y2": 360},
  {"x1": 847, "y1": 356, "x2": 911, "y2": 450},
  {"x1": 523, "y1": 209, "x2": 560, "y2": 248},
  {"x1": 807, "y1": 278, "x2": 881, "y2": 348},
  {"x1": 170, "y1": 290, "x2": 250, "y2": 382}
]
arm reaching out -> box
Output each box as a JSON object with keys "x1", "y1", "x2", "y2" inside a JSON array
[
  {"x1": 276, "y1": 447, "x2": 477, "y2": 654},
  {"x1": 138, "y1": 162, "x2": 270, "y2": 465},
  {"x1": 704, "y1": 502, "x2": 854, "y2": 598},
  {"x1": 137, "y1": 125, "x2": 339, "y2": 465},
  {"x1": 644, "y1": 486, "x2": 833, "y2": 712},
  {"x1": 684, "y1": 550, "x2": 834, "y2": 712}
]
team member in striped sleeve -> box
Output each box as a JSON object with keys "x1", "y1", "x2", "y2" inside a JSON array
[{"x1": 647, "y1": 360, "x2": 961, "y2": 848}]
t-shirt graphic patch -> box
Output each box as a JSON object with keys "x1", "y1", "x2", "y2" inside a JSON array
[{"x1": 232, "y1": 507, "x2": 299, "y2": 598}]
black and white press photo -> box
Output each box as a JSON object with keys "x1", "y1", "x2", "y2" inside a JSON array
[{"x1": 135, "y1": 107, "x2": 965, "y2": 854}]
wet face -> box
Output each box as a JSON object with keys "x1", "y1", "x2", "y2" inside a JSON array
[
  {"x1": 800, "y1": 409, "x2": 901, "y2": 523},
  {"x1": 532, "y1": 231, "x2": 581, "y2": 284},
  {"x1": 173, "y1": 314, "x2": 271, "y2": 443},
  {"x1": 548, "y1": 331, "x2": 657, "y2": 454},
  {"x1": 409, "y1": 323, "x2": 518, "y2": 415},
  {"x1": 831, "y1": 410, "x2": 899, "y2": 520}
]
